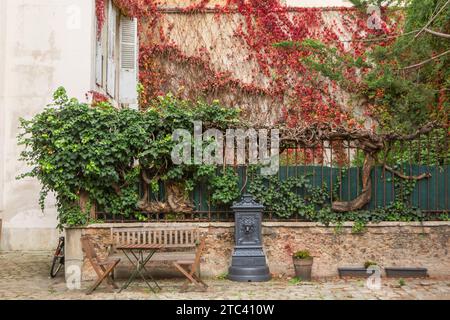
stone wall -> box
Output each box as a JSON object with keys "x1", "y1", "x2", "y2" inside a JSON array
[{"x1": 65, "y1": 221, "x2": 450, "y2": 282}]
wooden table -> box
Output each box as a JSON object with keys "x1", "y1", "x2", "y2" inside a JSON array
[{"x1": 117, "y1": 244, "x2": 163, "y2": 293}]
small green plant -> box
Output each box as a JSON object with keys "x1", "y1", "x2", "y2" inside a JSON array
[
  {"x1": 333, "y1": 222, "x2": 344, "y2": 234},
  {"x1": 398, "y1": 278, "x2": 406, "y2": 287},
  {"x1": 289, "y1": 277, "x2": 302, "y2": 285},
  {"x1": 216, "y1": 272, "x2": 228, "y2": 280},
  {"x1": 293, "y1": 250, "x2": 312, "y2": 259},
  {"x1": 364, "y1": 261, "x2": 378, "y2": 269},
  {"x1": 352, "y1": 220, "x2": 367, "y2": 234}
]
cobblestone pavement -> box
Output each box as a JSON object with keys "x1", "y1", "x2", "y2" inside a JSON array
[{"x1": 0, "y1": 251, "x2": 449, "y2": 300}]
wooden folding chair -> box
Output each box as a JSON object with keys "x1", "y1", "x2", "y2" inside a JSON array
[
  {"x1": 173, "y1": 236, "x2": 208, "y2": 292},
  {"x1": 80, "y1": 236, "x2": 121, "y2": 295}
]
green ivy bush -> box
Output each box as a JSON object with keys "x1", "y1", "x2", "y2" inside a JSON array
[{"x1": 18, "y1": 88, "x2": 241, "y2": 228}]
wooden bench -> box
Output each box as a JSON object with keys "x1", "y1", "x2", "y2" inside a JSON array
[
  {"x1": 108, "y1": 227, "x2": 208, "y2": 291},
  {"x1": 110, "y1": 227, "x2": 201, "y2": 248}
]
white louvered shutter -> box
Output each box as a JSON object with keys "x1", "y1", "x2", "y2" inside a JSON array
[
  {"x1": 95, "y1": 38, "x2": 103, "y2": 86},
  {"x1": 119, "y1": 16, "x2": 138, "y2": 109},
  {"x1": 106, "y1": 1, "x2": 117, "y2": 98}
]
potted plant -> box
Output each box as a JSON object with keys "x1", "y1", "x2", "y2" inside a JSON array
[
  {"x1": 338, "y1": 261, "x2": 379, "y2": 278},
  {"x1": 292, "y1": 250, "x2": 313, "y2": 281}
]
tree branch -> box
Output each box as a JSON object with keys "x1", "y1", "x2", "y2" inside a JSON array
[
  {"x1": 332, "y1": 153, "x2": 374, "y2": 212},
  {"x1": 415, "y1": 0, "x2": 450, "y2": 39},
  {"x1": 424, "y1": 28, "x2": 450, "y2": 39},
  {"x1": 340, "y1": 29, "x2": 420, "y2": 43},
  {"x1": 401, "y1": 50, "x2": 450, "y2": 70},
  {"x1": 384, "y1": 165, "x2": 432, "y2": 180}
]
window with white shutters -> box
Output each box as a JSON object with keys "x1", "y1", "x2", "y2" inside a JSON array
[
  {"x1": 94, "y1": 0, "x2": 138, "y2": 109},
  {"x1": 106, "y1": 0, "x2": 117, "y2": 99},
  {"x1": 119, "y1": 16, "x2": 138, "y2": 108}
]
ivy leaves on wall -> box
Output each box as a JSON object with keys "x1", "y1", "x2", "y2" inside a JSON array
[
  {"x1": 248, "y1": 167, "x2": 318, "y2": 219},
  {"x1": 18, "y1": 88, "x2": 240, "y2": 228}
]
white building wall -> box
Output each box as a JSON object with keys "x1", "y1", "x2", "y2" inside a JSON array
[{"x1": 0, "y1": 0, "x2": 95, "y2": 250}]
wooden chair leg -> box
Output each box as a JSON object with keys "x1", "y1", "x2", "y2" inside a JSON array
[
  {"x1": 192, "y1": 275, "x2": 208, "y2": 291},
  {"x1": 86, "y1": 277, "x2": 105, "y2": 295},
  {"x1": 105, "y1": 262, "x2": 120, "y2": 290},
  {"x1": 193, "y1": 274, "x2": 208, "y2": 289},
  {"x1": 99, "y1": 263, "x2": 119, "y2": 289},
  {"x1": 105, "y1": 274, "x2": 119, "y2": 289},
  {"x1": 174, "y1": 262, "x2": 207, "y2": 292},
  {"x1": 174, "y1": 263, "x2": 199, "y2": 288},
  {"x1": 86, "y1": 262, "x2": 119, "y2": 295},
  {"x1": 174, "y1": 263, "x2": 194, "y2": 282},
  {"x1": 180, "y1": 280, "x2": 190, "y2": 293},
  {"x1": 189, "y1": 261, "x2": 207, "y2": 290}
]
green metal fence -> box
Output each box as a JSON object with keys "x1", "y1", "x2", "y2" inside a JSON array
[
  {"x1": 97, "y1": 129, "x2": 449, "y2": 222},
  {"x1": 189, "y1": 164, "x2": 449, "y2": 214}
]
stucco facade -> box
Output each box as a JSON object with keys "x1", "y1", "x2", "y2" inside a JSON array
[{"x1": 0, "y1": 0, "x2": 95, "y2": 250}]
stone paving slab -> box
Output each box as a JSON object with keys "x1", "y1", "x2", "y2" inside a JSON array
[{"x1": 0, "y1": 251, "x2": 449, "y2": 300}]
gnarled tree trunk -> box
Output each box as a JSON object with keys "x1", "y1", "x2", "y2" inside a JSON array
[
  {"x1": 79, "y1": 190, "x2": 96, "y2": 219},
  {"x1": 332, "y1": 153, "x2": 375, "y2": 212},
  {"x1": 137, "y1": 174, "x2": 194, "y2": 214}
]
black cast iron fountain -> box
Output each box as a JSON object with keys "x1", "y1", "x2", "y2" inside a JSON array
[{"x1": 228, "y1": 194, "x2": 271, "y2": 282}]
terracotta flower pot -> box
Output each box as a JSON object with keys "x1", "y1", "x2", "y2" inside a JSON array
[{"x1": 292, "y1": 257, "x2": 313, "y2": 281}]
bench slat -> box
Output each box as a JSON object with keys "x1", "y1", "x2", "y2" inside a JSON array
[
  {"x1": 111, "y1": 227, "x2": 200, "y2": 249},
  {"x1": 151, "y1": 252, "x2": 195, "y2": 262}
]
